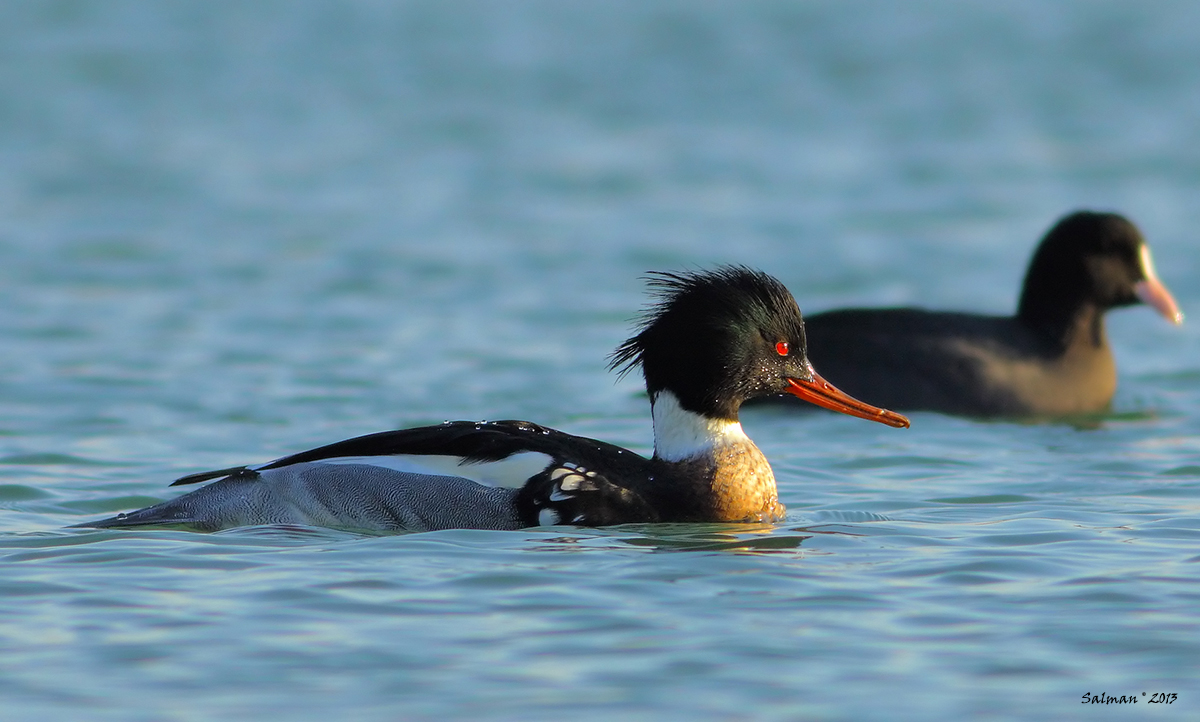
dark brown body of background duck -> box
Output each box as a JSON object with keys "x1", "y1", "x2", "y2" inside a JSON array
[{"x1": 764, "y1": 211, "x2": 1183, "y2": 418}]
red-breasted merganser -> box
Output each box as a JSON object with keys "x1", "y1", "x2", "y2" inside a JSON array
[
  {"x1": 759, "y1": 211, "x2": 1183, "y2": 418},
  {"x1": 79, "y1": 267, "x2": 909, "y2": 533}
]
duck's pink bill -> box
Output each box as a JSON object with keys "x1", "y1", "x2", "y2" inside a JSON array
[{"x1": 1135, "y1": 278, "x2": 1184, "y2": 325}]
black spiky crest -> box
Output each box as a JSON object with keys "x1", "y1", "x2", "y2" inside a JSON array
[{"x1": 608, "y1": 266, "x2": 812, "y2": 419}]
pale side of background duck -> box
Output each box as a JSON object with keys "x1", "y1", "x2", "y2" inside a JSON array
[{"x1": 771, "y1": 211, "x2": 1183, "y2": 418}]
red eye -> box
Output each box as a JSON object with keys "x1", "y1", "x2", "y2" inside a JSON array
[{"x1": 775, "y1": 341, "x2": 789, "y2": 356}]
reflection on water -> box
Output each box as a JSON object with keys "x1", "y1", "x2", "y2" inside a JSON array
[{"x1": 618, "y1": 524, "x2": 812, "y2": 553}]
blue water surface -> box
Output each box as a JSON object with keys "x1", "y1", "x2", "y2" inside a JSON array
[{"x1": 1, "y1": 1, "x2": 1199, "y2": 720}]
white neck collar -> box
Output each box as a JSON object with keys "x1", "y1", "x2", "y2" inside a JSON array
[{"x1": 650, "y1": 390, "x2": 748, "y2": 462}]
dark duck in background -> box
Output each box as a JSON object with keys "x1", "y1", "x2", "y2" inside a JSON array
[{"x1": 761, "y1": 211, "x2": 1182, "y2": 418}]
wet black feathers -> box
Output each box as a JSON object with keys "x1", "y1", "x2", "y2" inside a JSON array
[
  {"x1": 608, "y1": 266, "x2": 806, "y2": 376},
  {"x1": 608, "y1": 266, "x2": 810, "y2": 418}
]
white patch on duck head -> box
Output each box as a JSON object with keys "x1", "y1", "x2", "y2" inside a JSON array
[
  {"x1": 650, "y1": 390, "x2": 749, "y2": 462},
  {"x1": 1138, "y1": 244, "x2": 1162, "y2": 284},
  {"x1": 1135, "y1": 244, "x2": 1184, "y2": 324}
]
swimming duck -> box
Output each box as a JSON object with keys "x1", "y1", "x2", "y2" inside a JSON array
[
  {"x1": 768, "y1": 211, "x2": 1182, "y2": 418},
  {"x1": 79, "y1": 266, "x2": 909, "y2": 533}
]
